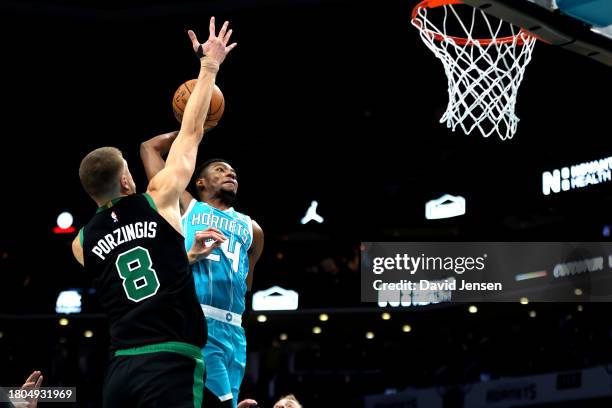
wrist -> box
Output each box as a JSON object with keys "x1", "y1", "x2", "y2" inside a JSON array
[
  {"x1": 187, "y1": 251, "x2": 200, "y2": 265},
  {"x1": 200, "y1": 57, "x2": 220, "y2": 74}
]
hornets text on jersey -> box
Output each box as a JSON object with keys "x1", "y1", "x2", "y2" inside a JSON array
[{"x1": 181, "y1": 199, "x2": 253, "y2": 315}]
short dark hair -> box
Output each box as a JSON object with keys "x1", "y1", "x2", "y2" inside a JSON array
[
  {"x1": 79, "y1": 147, "x2": 124, "y2": 200},
  {"x1": 195, "y1": 158, "x2": 232, "y2": 179}
]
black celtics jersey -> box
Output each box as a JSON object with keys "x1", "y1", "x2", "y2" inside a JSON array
[{"x1": 81, "y1": 193, "x2": 206, "y2": 351}]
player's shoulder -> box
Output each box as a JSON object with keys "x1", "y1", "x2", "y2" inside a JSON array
[
  {"x1": 181, "y1": 198, "x2": 202, "y2": 213},
  {"x1": 186, "y1": 200, "x2": 253, "y2": 222},
  {"x1": 231, "y1": 207, "x2": 252, "y2": 223}
]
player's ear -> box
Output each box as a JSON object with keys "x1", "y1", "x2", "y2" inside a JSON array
[
  {"x1": 195, "y1": 178, "x2": 205, "y2": 189},
  {"x1": 120, "y1": 175, "x2": 131, "y2": 193}
]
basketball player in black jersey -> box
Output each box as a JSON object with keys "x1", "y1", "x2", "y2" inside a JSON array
[{"x1": 71, "y1": 17, "x2": 236, "y2": 407}]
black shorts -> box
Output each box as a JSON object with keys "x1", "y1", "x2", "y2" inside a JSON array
[{"x1": 104, "y1": 341, "x2": 205, "y2": 408}]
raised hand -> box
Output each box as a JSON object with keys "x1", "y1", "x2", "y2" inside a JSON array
[
  {"x1": 188, "y1": 17, "x2": 237, "y2": 65},
  {"x1": 14, "y1": 371, "x2": 43, "y2": 408}
]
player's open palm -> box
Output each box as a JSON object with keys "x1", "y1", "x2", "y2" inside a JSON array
[{"x1": 188, "y1": 17, "x2": 237, "y2": 66}]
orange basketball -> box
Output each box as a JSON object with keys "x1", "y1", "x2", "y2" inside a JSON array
[{"x1": 172, "y1": 79, "x2": 225, "y2": 129}]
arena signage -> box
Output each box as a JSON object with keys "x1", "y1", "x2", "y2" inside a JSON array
[{"x1": 542, "y1": 156, "x2": 612, "y2": 195}]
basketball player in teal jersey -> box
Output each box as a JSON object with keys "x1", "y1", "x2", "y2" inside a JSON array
[
  {"x1": 141, "y1": 135, "x2": 264, "y2": 407},
  {"x1": 71, "y1": 18, "x2": 237, "y2": 407}
]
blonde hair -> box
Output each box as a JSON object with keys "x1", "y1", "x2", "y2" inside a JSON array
[
  {"x1": 276, "y1": 394, "x2": 302, "y2": 408},
  {"x1": 79, "y1": 147, "x2": 124, "y2": 200}
]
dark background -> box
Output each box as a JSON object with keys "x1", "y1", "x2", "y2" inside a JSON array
[{"x1": 1, "y1": 0, "x2": 612, "y2": 406}]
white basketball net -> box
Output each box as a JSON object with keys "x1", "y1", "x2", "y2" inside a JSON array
[{"x1": 412, "y1": 2, "x2": 537, "y2": 140}]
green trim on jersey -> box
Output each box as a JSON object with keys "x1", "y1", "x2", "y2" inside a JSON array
[
  {"x1": 114, "y1": 340, "x2": 202, "y2": 359},
  {"x1": 96, "y1": 196, "x2": 125, "y2": 214},
  {"x1": 79, "y1": 228, "x2": 84, "y2": 246},
  {"x1": 192, "y1": 353, "x2": 205, "y2": 408},
  {"x1": 143, "y1": 192, "x2": 158, "y2": 212},
  {"x1": 115, "y1": 341, "x2": 204, "y2": 408}
]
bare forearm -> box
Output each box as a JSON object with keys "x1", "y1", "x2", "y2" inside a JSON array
[
  {"x1": 140, "y1": 131, "x2": 179, "y2": 181},
  {"x1": 180, "y1": 58, "x2": 219, "y2": 141},
  {"x1": 144, "y1": 19, "x2": 234, "y2": 210},
  {"x1": 141, "y1": 131, "x2": 179, "y2": 156}
]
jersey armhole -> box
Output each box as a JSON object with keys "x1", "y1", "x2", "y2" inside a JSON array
[
  {"x1": 143, "y1": 192, "x2": 159, "y2": 212},
  {"x1": 247, "y1": 218, "x2": 254, "y2": 251}
]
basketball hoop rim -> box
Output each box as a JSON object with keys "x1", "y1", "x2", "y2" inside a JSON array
[{"x1": 411, "y1": 0, "x2": 535, "y2": 46}]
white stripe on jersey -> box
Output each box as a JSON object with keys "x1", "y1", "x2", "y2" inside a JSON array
[
  {"x1": 181, "y1": 198, "x2": 197, "y2": 222},
  {"x1": 246, "y1": 217, "x2": 253, "y2": 251}
]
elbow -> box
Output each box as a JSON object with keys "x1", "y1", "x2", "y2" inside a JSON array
[
  {"x1": 140, "y1": 140, "x2": 160, "y2": 158},
  {"x1": 140, "y1": 141, "x2": 152, "y2": 156}
]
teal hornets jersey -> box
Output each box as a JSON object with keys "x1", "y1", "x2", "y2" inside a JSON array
[{"x1": 181, "y1": 199, "x2": 253, "y2": 315}]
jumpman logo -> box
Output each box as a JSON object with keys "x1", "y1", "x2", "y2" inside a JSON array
[{"x1": 301, "y1": 201, "x2": 324, "y2": 224}]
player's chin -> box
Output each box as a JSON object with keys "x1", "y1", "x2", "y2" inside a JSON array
[{"x1": 221, "y1": 184, "x2": 238, "y2": 194}]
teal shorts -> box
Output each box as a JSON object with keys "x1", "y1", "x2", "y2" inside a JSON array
[{"x1": 202, "y1": 318, "x2": 247, "y2": 407}]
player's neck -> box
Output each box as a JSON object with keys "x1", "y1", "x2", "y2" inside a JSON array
[
  {"x1": 202, "y1": 196, "x2": 231, "y2": 211},
  {"x1": 95, "y1": 193, "x2": 129, "y2": 208}
]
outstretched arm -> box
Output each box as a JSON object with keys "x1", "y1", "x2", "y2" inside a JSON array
[
  {"x1": 140, "y1": 131, "x2": 194, "y2": 212},
  {"x1": 147, "y1": 17, "x2": 236, "y2": 228}
]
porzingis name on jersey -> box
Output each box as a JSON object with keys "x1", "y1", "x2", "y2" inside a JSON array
[{"x1": 92, "y1": 221, "x2": 157, "y2": 260}]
